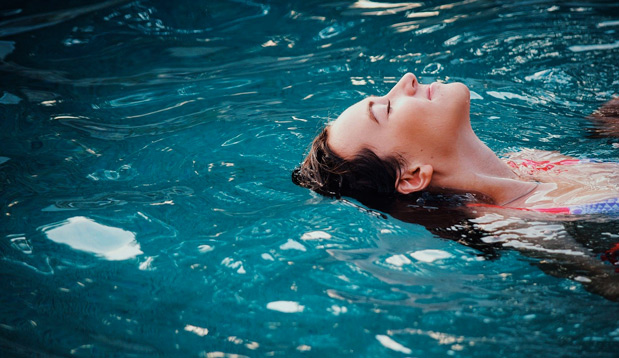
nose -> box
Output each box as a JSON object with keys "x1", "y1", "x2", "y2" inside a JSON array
[{"x1": 388, "y1": 72, "x2": 417, "y2": 97}]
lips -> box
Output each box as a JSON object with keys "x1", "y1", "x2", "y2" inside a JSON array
[{"x1": 428, "y1": 82, "x2": 438, "y2": 100}]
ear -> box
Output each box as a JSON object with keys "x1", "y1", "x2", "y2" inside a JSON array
[{"x1": 396, "y1": 164, "x2": 433, "y2": 195}]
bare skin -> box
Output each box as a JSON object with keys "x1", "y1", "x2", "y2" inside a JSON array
[
  {"x1": 327, "y1": 73, "x2": 618, "y2": 208},
  {"x1": 324, "y1": 74, "x2": 619, "y2": 300}
]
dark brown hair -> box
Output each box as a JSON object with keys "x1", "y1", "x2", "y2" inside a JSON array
[
  {"x1": 291, "y1": 126, "x2": 499, "y2": 259},
  {"x1": 291, "y1": 126, "x2": 405, "y2": 202}
]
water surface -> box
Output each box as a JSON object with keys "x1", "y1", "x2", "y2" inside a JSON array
[{"x1": 1, "y1": 1, "x2": 618, "y2": 357}]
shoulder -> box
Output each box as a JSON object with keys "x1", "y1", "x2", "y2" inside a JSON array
[{"x1": 502, "y1": 148, "x2": 575, "y2": 162}]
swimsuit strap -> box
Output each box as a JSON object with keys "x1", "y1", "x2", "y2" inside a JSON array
[{"x1": 498, "y1": 158, "x2": 618, "y2": 214}]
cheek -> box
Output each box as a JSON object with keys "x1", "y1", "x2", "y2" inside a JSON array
[
  {"x1": 366, "y1": 129, "x2": 401, "y2": 158},
  {"x1": 372, "y1": 113, "x2": 425, "y2": 157},
  {"x1": 395, "y1": 106, "x2": 451, "y2": 146}
]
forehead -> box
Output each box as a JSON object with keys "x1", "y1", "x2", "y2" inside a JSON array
[{"x1": 327, "y1": 98, "x2": 371, "y2": 159}]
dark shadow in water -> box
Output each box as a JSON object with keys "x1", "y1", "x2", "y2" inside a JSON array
[
  {"x1": 359, "y1": 98, "x2": 619, "y2": 301},
  {"x1": 355, "y1": 192, "x2": 619, "y2": 302},
  {"x1": 587, "y1": 96, "x2": 619, "y2": 138}
]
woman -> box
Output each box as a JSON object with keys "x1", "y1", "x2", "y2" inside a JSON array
[
  {"x1": 293, "y1": 73, "x2": 619, "y2": 215},
  {"x1": 292, "y1": 72, "x2": 619, "y2": 301}
]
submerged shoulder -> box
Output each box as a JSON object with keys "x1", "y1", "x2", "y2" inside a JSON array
[{"x1": 502, "y1": 148, "x2": 575, "y2": 162}]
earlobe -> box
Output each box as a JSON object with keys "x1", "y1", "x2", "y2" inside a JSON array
[{"x1": 396, "y1": 165, "x2": 433, "y2": 195}]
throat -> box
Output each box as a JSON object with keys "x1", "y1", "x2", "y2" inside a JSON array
[
  {"x1": 450, "y1": 136, "x2": 519, "y2": 181},
  {"x1": 468, "y1": 143, "x2": 518, "y2": 180},
  {"x1": 431, "y1": 136, "x2": 531, "y2": 205}
]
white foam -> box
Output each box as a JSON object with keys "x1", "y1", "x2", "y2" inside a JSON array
[
  {"x1": 597, "y1": 20, "x2": 619, "y2": 28},
  {"x1": 375, "y1": 335, "x2": 412, "y2": 354},
  {"x1": 410, "y1": 249, "x2": 452, "y2": 263},
  {"x1": 184, "y1": 324, "x2": 209, "y2": 336},
  {"x1": 569, "y1": 40, "x2": 619, "y2": 52},
  {"x1": 221, "y1": 257, "x2": 246, "y2": 274},
  {"x1": 202, "y1": 352, "x2": 248, "y2": 358},
  {"x1": 469, "y1": 90, "x2": 484, "y2": 100},
  {"x1": 266, "y1": 301, "x2": 304, "y2": 313},
  {"x1": 385, "y1": 254, "x2": 412, "y2": 267},
  {"x1": 574, "y1": 276, "x2": 591, "y2": 283},
  {"x1": 300, "y1": 231, "x2": 331, "y2": 241},
  {"x1": 280, "y1": 239, "x2": 306, "y2": 251},
  {"x1": 138, "y1": 256, "x2": 154, "y2": 271},
  {"x1": 329, "y1": 305, "x2": 348, "y2": 316},
  {"x1": 502, "y1": 241, "x2": 586, "y2": 256},
  {"x1": 261, "y1": 253, "x2": 274, "y2": 261},
  {"x1": 198, "y1": 245, "x2": 214, "y2": 253}
]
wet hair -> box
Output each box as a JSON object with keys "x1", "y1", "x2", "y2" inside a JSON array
[
  {"x1": 291, "y1": 126, "x2": 498, "y2": 259},
  {"x1": 291, "y1": 126, "x2": 405, "y2": 203}
]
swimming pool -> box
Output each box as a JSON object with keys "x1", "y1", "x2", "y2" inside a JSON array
[{"x1": 1, "y1": 0, "x2": 618, "y2": 356}]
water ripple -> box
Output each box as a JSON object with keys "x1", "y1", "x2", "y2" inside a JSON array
[
  {"x1": 53, "y1": 106, "x2": 217, "y2": 140},
  {"x1": 103, "y1": 0, "x2": 270, "y2": 36},
  {"x1": 1, "y1": 1, "x2": 619, "y2": 357},
  {"x1": 0, "y1": 0, "x2": 129, "y2": 37}
]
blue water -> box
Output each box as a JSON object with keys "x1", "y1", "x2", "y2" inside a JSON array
[{"x1": 1, "y1": 0, "x2": 618, "y2": 357}]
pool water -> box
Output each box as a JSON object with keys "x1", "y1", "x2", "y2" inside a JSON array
[{"x1": 1, "y1": 0, "x2": 618, "y2": 356}]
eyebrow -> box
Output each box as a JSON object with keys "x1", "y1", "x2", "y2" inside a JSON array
[{"x1": 367, "y1": 98, "x2": 379, "y2": 124}]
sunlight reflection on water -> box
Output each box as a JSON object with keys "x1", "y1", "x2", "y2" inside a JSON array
[{"x1": 41, "y1": 216, "x2": 142, "y2": 260}]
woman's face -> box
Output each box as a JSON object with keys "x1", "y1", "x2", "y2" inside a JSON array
[{"x1": 328, "y1": 73, "x2": 471, "y2": 166}]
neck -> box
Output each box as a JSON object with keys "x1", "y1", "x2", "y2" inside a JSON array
[{"x1": 429, "y1": 127, "x2": 536, "y2": 206}]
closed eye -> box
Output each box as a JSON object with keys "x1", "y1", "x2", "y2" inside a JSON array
[{"x1": 368, "y1": 99, "x2": 379, "y2": 124}]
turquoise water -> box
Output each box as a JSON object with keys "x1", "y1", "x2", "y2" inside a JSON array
[{"x1": 1, "y1": 0, "x2": 618, "y2": 356}]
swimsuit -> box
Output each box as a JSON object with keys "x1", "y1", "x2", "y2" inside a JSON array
[
  {"x1": 506, "y1": 158, "x2": 601, "y2": 173},
  {"x1": 468, "y1": 199, "x2": 619, "y2": 215},
  {"x1": 529, "y1": 198, "x2": 619, "y2": 215},
  {"x1": 471, "y1": 158, "x2": 619, "y2": 215},
  {"x1": 479, "y1": 158, "x2": 619, "y2": 268}
]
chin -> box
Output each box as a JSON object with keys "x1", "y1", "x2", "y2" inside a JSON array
[
  {"x1": 448, "y1": 82, "x2": 470, "y2": 98},
  {"x1": 441, "y1": 82, "x2": 471, "y2": 108}
]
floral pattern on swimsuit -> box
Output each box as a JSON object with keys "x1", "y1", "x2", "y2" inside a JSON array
[
  {"x1": 506, "y1": 158, "x2": 599, "y2": 174},
  {"x1": 473, "y1": 159, "x2": 619, "y2": 215}
]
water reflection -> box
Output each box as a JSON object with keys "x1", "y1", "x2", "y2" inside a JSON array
[
  {"x1": 41, "y1": 216, "x2": 142, "y2": 260},
  {"x1": 0, "y1": 0, "x2": 617, "y2": 356},
  {"x1": 358, "y1": 196, "x2": 619, "y2": 301}
]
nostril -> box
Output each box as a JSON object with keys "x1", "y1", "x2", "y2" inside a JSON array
[
  {"x1": 409, "y1": 74, "x2": 417, "y2": 95},
  {"x1": 398, "y1": 73, "x2": 418, "y2": 96}
]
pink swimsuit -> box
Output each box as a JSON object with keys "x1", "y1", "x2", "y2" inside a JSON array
[{"x1": 474, "y1": 159, "x2": 619, "y2": 215}]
